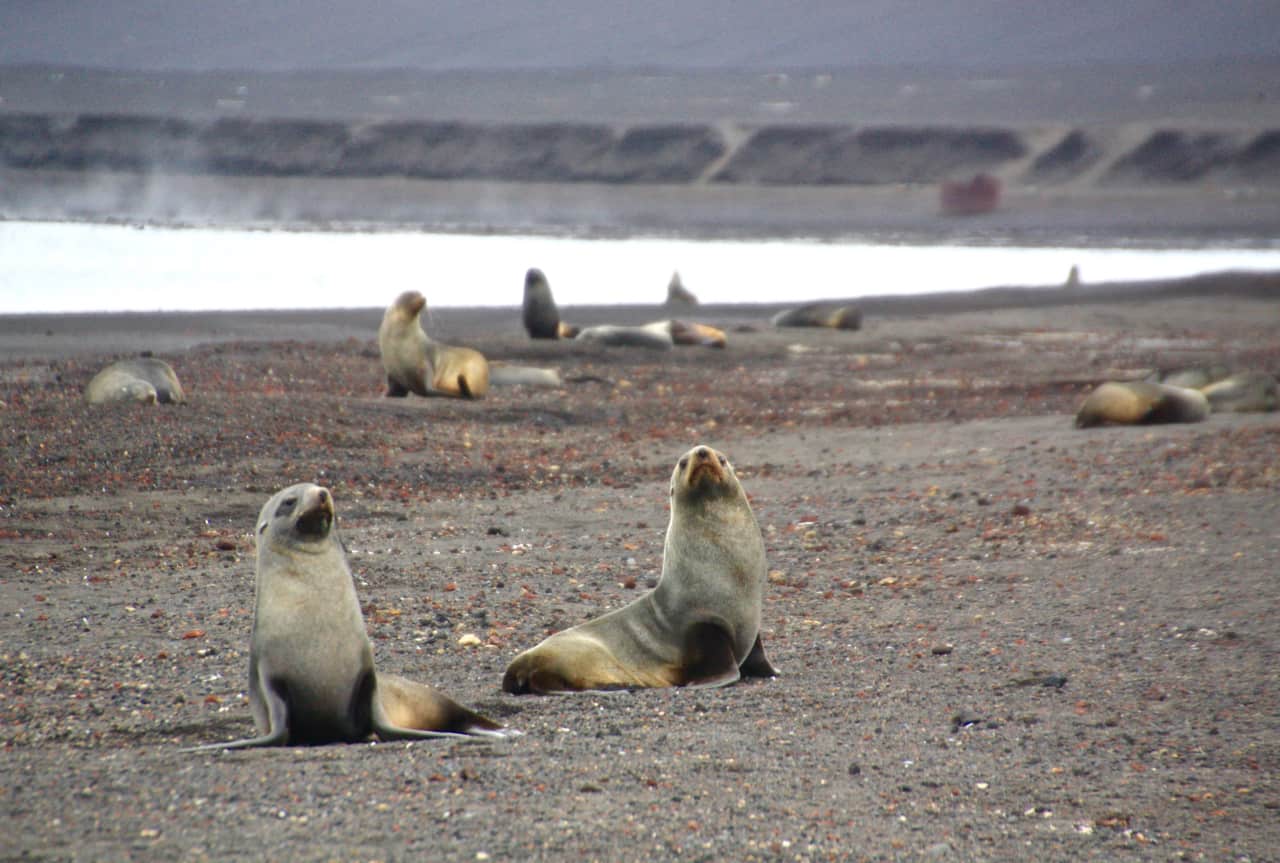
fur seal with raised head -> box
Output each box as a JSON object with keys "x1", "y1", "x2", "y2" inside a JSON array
[
  {"x1": 503, "y1": 444, "x2": 777, "y2": 694},
  {"x1": 379, "y1": 290, "x2": 489, "y2": 399},
  {"x1": 188, "y1": 483, "x2": 505, "y2": 749},
  {"x1": 522, "y1": 268, "x2": 579, "y2": 340},
  {"x1": 1075, "y1": 381, "x2": 1210, "y2": 428},
  {"x1": 85, "y1": 356, "x2": 184, "y2": 405},
  {"x1": 771, "y1": 302, "x2": 862, "y2": 331}
]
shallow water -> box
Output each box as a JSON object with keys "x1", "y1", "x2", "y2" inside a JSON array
[{"x1": 2, "y1": 220, "x2": 1278, "y2": 314}]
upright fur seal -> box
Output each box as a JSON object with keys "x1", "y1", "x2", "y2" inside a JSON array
[
  {"x1": 379, "y1": 290, "x2": 489, "y2": 399},
  {"x1": 85, "y1": 357, "x2": 184, "y2": 405},
  {"x1": 1075, "y1": 381, "x2": 1210, "y2": 428},
  {"x1": 522, "y1": 268, "x2": 578, "y2": 339},
  {"x1": 771, "y1": 302, "x2": 862, "y2": 331},
  {"x1": 188, "y1": 483, "x2": 505, "y2": 749},
  {"x1": 503, "y1": 445, "x2": 777, "y2": 694},
  {"x1": 665, "y1": 271, "x2": 699, "y2": 307}
]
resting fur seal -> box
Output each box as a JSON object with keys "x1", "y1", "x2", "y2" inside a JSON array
[
  {"x1": 188, "y1": 483, "x2": 505, "y2": 750},
  {"x1": 1075, "y1": 381, "x2": 1209, "y2": 428},
  {"x1": 642, "y1": 319, "x2": 727, "y2": 349},
  {"x1": 771, "y1": 303, "x2": 862, "y2": 331},
  {"x1": 522, "y1": 268, "x2": 578, "y2": 340},
  {"x1": 1145, "y1": 364, "x2": 1232, "y2": 391},
  {"x1": 575, "y1": 325, "x2": 674, "y2": 350},
  {"x1": 379, "y1": 290, "x2": 489, "y2": 399},
  {"x1": 503, "y1": 445, "x2": 777, "y2": 694},
  {"x1": 1200, "y1": 371, "x2": 1278, "y2": 413},
  {"x1": 85, "y1": 357, "x2": 184, "y2": 405}
]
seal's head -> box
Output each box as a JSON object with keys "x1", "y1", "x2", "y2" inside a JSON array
[
  {"x1": 257, "y1": 483, "x2": 336, "y2": 552},
  {"x1": 393, "y1": 290, "x2": 427, "y2": 319},
  {"x1": 670, "y1": 445, "x2": 739, "y2": 502}
]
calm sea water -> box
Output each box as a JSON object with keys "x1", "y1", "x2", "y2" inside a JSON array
[{"x1": 2, "y1": 220, "x2": 1278, "y2": 314}]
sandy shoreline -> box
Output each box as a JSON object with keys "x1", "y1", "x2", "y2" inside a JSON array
[{"x1": 2, "y1": 278, "x2": 1278, "y2": 861}]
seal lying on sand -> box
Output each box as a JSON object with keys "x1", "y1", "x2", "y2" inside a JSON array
[
  {"x1": 503, "y1": 445, "x2": 778, "y2": 694},
  {"x1": 576, "y1": 324, "x2": 675, "y2": 350},
  {"x1": 188, "y1": 483, "x2": 506, "y2": 750},
  {"x1": 379, "y1": 290, "x2": 489, "y2": 399},
  {"x1": 85, "y1": 356, "x2": 185, "y2": 405},
  {"x1": 643, "y1": 319, "x2": 727, "y2": 349},
  {"x1": 522, "y1": 268, "x2": 579, "y2": 340},
  {"x1": 771, "y1": 303, "x2": 862, "y2": 331},
  {"x1": 1200, "y1": 371, "x2": 1278, "y2": 413},
  {"x1": 1075, "y1": 381, "x2": 1209, "y2": 428},
  {"x1": 1147, "y1": 366, "x2": 1277, "y2": 413}
]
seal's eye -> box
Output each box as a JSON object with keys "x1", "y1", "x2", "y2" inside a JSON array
[
  {"x1": 678, "y1": 458, "x2": 689, "y2": 471},
  {"x1": 718, "y1": 455, "x2": 727, "y2": 467},
  {"x1": 276, "y1": 496, "x2": 298, "y2": 517}
]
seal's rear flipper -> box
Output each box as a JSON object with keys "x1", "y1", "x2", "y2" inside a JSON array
[
  {"x1": 457, "y1": 374, "x2": 474, "y2": 399},
  {"x1": 373, "y1": 673, "x2": 509, "y2": 739},
  {"x1": 738, "y1": 633, "x2": 779, "y2": 678},
  {"x1": 681, "y1": 622, "x2": 742, "y2": 688}
]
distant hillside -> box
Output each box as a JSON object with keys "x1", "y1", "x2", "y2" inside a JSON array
[{"x1": 0, "y1": 1, "x2": 1277, "y2": 72}]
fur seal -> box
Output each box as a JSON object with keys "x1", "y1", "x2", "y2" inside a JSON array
[
  {"x1": 1145, "y1": 364, "x2": 1232, "y2": 391},
  {"x1": 188, "y1": 483, "x2": 505, "y2": 750},
  {"x1": 379, "y1": 290, "x2": 489, "y2": 399},
  {"x1": 771, "y1": 302, "x2": 862, "y2": 331},
  {"x1": 642, "y1": 319, "x2": 727, "y2": 349},
  {"x1": 665, "y1": 271, "x2": 699, "y2": 307},
  {"x1": 503, "y1": 444, "x2": 777, "y2": 694},
  {"x1": 85, "y1": 357, "x2": 184, "y2": 405},
  {"x1": 1200, "y1": 371, "x2": 1278, "y2": 413},
  {"x1": 575, "y1": 324, "x2": 674, "y2": 350},
  {"x1": 488, "y1": 364, "x2": 564, "y2": 388},
  {"x1": 1075, "y1": 381, "x2": 1210, "y2": 428},
  {"x1": 522, "y1": 268, "x2": 579, "y2": 340}
]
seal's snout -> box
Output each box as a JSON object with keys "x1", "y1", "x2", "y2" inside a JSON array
[
  {"x1": 695, "y1": 447, "x2": 711, "y2": 462},
  {"x1": 296, "y1": 486, "x2": 335, "y2": 537}
]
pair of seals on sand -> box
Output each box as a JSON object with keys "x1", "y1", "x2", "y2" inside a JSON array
[
  {"x1": 85, "y1": 356, "x2": 185, "y2": 405},
  {"x1": 1076, "y1": 368, "x2": 1278, "y2": 427},
  {"x1": 523, "y1": 268, "x2": 727, "y2": 349},
  {"x1": 188, "y1": 483, "x2": 507, "y2": 750},
  {"x1": 192, "y1": 444, "x2": 773, "y2": 747}
]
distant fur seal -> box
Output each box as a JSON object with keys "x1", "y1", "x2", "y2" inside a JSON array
[
  {"x1": 85, "y1": 356, "x2": 184, "y2": 405},
  {"x1": 188, "y1": 483, "x2": 505, "y2": 750},
  {"x1": 522, "y1": 268, "x2": 578, "y2": 339},
  {"x1": 575, "y1": 324, "x2": 674, "y2": 350},
  {"x1": 1145, "y1": 364, "x2": 1232, "y2": 391},
  {"x1": 665, "y1": 271, "x2": 699, "y2": 307},
  {"x1": 379, "y1": 290, "x2": 489, "y2": 399},
  {"x1": 643, "y1": 319, "x2": 727, "y2": 349},
  {"x1": 1200, "y1": 371, "x2": 1278, "y2": 413},
  {"x1": 488, "y1": 364, "x2": 564, "y2": 388},
  {"x1": 771, "y1": 303, "x2": 862, "y2": 331},
  {"x1": 503, "y1": 445, "x2": 777, "y2": 694},
  {"x1": 1075, "y1": 381, "x2": 1210, "y2": 428}
]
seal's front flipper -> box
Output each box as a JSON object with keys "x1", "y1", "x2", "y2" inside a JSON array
[
  {"x1": 681, "y1": 622, "x2": 742, "y2": 688},
  {"x1": 373, "y1": 673, "x2": 510, "y2": 739},
  {"x1": 385, "y1": 377, "x2": 409, "y2": 397},
  {"x1": 738, "y1": 633, "x2": 779, "y2": 679},
  {"x1": 183, "y1": 680, "x2": 291, "y2": 751}
]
